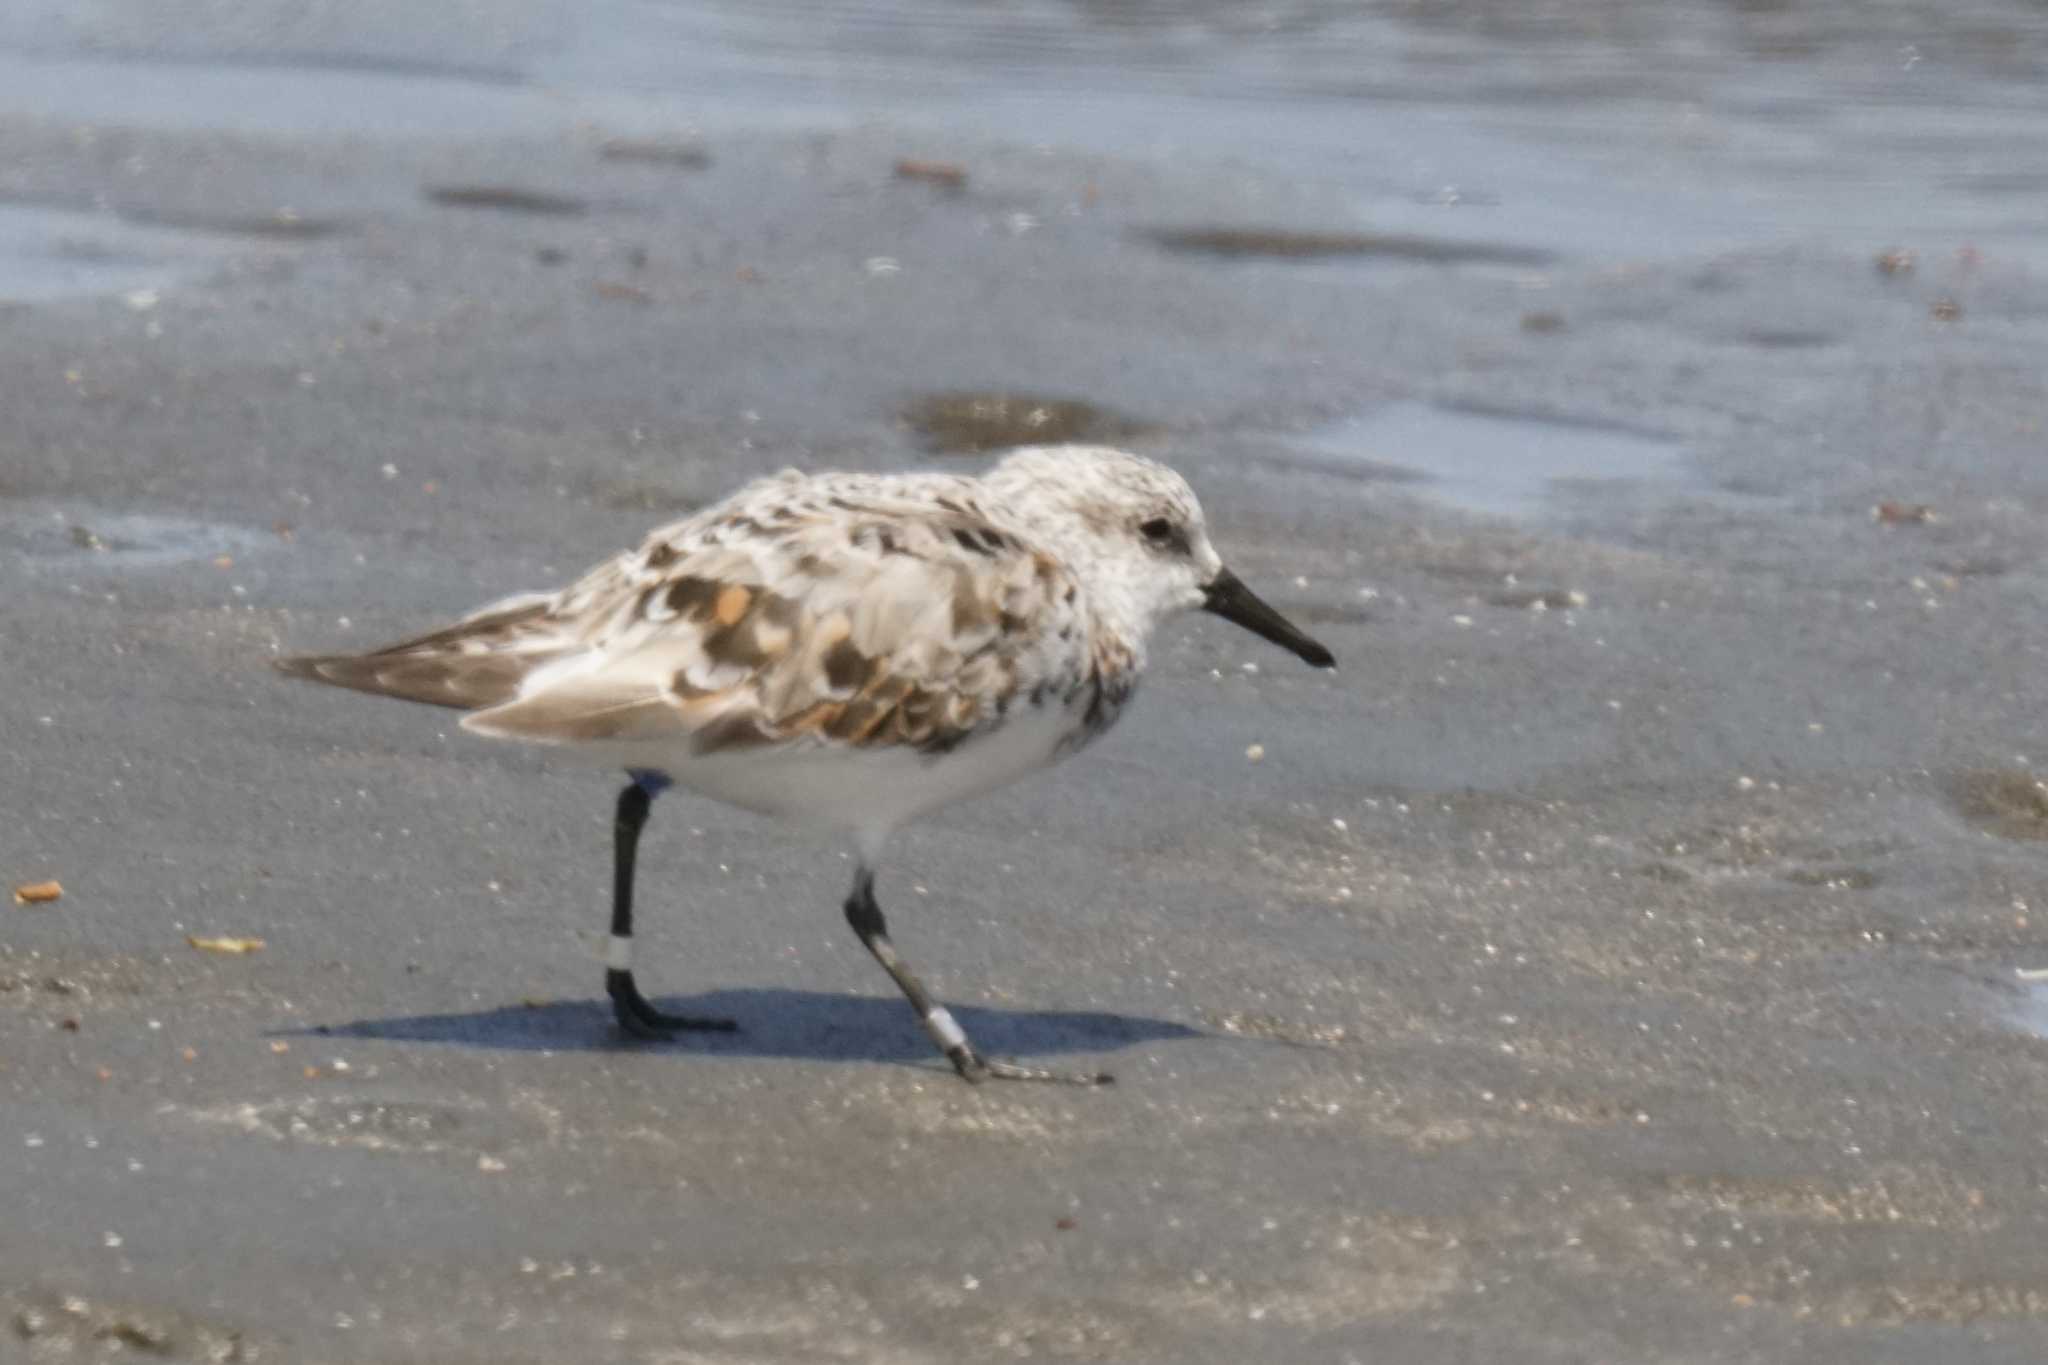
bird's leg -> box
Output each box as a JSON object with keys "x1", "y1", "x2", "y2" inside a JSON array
[
  {"x1": 606, "y1": 773, "x2": 736, "y2": 1037},
  {"x1": 841, "y1": 867, "x2": 1111, "y2": 1086}
]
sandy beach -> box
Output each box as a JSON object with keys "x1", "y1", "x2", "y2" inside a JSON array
[{"x1": 7, "y1": 2, "x2": 2048, "y2": 1360}]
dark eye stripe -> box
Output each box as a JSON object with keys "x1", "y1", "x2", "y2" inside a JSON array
[{"x1": 1139, "y1": 518, "x2": 1189, "y2": 554}]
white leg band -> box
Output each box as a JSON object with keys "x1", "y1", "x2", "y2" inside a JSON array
[
  {"x1": 606, "y1": 934, "x2": 634, "y2": 971},
  {"x1": 923, "y1": 1006, "x2": 968, "y2": 1051}
]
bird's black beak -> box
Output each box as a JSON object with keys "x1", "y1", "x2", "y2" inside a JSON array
[{"x1": 1202, "y1": 568, "x2": 1336, "y2": 669}]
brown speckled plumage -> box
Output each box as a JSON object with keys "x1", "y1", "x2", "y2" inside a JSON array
[
  {"x1": 281, "y1": 464, "x2": 1117, "y2": 764},
  {"x1": 274, "y1": 444, "x2": 1338, "y2": 845}
]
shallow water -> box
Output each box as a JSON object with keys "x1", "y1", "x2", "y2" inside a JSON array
[
  {"x1": 4, "y1": 507, "x2": 275, "y2": 572},
  {"x1": 1281, "y1": 402, "x2": 1697, "y2": 521},
  {"x1": 0, "y1": 203, "x2": 255, "y2": 304},
  {"x1": 2019, "y1": 982, "x2": 2048, "y2": 1039},
  {"x1": 2, "y1": 0, "x2": 2047, "y2": 291}
]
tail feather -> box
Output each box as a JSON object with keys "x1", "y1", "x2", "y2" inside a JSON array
[
  {"x1": 273, "y1": 650, "x2": 540, "y2": 711},
  {"x1": 273, "y1": 597, "x2": 563, "y2": 712}
]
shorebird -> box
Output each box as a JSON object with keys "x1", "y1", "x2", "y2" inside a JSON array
[{"x1": 278, "y1": 445, "x2": 1333, "y2": 1083}]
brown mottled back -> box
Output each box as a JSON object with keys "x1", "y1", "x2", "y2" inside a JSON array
[{"x1": 276, "y1": 467, "x2": 1100, "y2": 760}]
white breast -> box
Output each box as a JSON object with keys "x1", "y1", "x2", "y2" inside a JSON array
[{"x1": 573, "y1": 697, "x2": 1090, "y2": 840}]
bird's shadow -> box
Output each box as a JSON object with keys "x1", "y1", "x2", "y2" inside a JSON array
[{"x1": 289, "y1": 987, "x2": 1205, "y2": 1068}]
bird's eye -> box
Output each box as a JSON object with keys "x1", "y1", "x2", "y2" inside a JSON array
[{"x1": 1139, "y1": 517, "x2": 1176, "y2": 548}]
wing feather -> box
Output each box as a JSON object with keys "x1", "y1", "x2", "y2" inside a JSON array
[
  {"x1": 462, "y1": 490, "x2": 1083, "y2": 756},
  {"x1": 272, "y1": 597, "x2": 564, "y2": 710},
  {"x1": 277, "y1": 471, "x2": 1089, "y2": 757}
]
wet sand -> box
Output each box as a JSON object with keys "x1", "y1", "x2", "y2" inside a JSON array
[{"x1": 8, "y1": 3, "x2": 2048, "y2": 1361}]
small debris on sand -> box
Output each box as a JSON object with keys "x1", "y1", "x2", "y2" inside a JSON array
[
  {"x1": 13, "y1": 880, "x2": 62, "y2": 906},
  {"x1": 1873, "y1": 501, "x2": 1936, "y2": 525},
  {"x1": 1488, "y1": 587, "x2": 1587, "y2": 611},
  {"x1": 598, "y1": 139, "x2": 712, "y2": 169},
  {"x1": 894, "y1": 159, "x2": 968, "y2": 191},
  {"x1": 424, "y1": 185, "x2": 589, "y2": 216},
  {"x1": 187, "y1": 935, "x2": 266, "y2": 955}
]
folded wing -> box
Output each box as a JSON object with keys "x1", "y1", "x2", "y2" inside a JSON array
[
  {"x1": 271, "y1": 592, "x2": 568, "y2": 710},
  {"x1": 280, "y1": 493, "x2": 1086, "y2": 761}
]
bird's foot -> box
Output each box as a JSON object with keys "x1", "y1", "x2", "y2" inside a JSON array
[
  {"x1": 606, "y1": 969, "x2": 737, "y2": 1038},
  {"x1": 947, "y1": 1045, "x2": 1113, "y2": 1087}
]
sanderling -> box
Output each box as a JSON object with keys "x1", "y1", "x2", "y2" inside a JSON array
[{"x1": 278, "y1": 445, "x2": 1333, "y2": 1084}]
